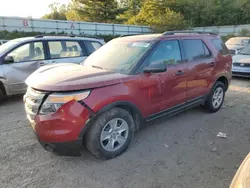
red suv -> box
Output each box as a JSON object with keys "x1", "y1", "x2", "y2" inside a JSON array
[{"x1": 24, "y1": 32, "x2": 232, "y2": 159}]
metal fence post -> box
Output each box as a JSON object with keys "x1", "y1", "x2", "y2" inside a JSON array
[
  {"x1": 56, "y1": 21, "x2": 59, "y2": 34},
  {"x1": 95, "y1": 23, "x2": 98, "y2": 35},
  {"x1": 78, "y1": 22, "x2": 80, "y2": 35},
  {"x1": 31, "y1": 18, "x2": 34, "y2": 32},
  {"x1": 2, "y1": 17, "x2": 6, "y2": 31}
]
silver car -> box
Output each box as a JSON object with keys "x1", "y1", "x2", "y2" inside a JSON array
[
  {"x1": 232, "y1": 45, "x2": 250, "y2": 77},
  {"x1": 0, "y1": 35, "x2": 105, "y2": 102},
  {"x1": 226, "y1": 37, "x2": 250, "y2": 55}
]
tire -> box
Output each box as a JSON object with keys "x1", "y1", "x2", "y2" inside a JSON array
[
  {"x1": 85, "y1": 107, "x2": 135, "y2": 160},
  {"x1": 204, "y1": 81, "x2": 225, "y2": 113},
  {"x1": 0, "y1": 88, "x2": 4, "y2": 104}
]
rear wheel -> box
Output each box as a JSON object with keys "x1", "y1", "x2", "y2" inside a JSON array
[
  {"x1": 204, "y1": 81, "x2": 225, "y2": 113},
  {"x1": 85, "y1": 107, "x2": 135, "y2": 159}
]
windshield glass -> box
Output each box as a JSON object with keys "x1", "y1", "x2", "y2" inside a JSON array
[
  {"x1": 226, "y1": 38, "x2": 249, "y2": 46},
  {"x1": 0, "y1": 40, "x2": 19, "y2": 54},
  {"x1": 83, "y1": 40, "x2": 152, "y2": 74},
  {"x1": 238, "y1": 45, "x2": 250, "y2": 55}
]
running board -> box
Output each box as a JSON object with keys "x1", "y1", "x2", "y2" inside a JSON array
[{"x1": 146, "y1": 96, "x2": 206, "y2": 122}]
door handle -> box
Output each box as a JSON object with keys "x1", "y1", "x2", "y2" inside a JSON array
[
  {"x1": 175, "y1": 70, "x2": 185, "y2": 76},
  {"x1": 35, "y1": 61, "x2": 45, "y2": 67}
]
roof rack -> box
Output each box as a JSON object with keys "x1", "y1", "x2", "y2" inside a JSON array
[
  {"x1": 119, "y1": 34, "x2": 141, "y2": 38},
  {"x1": 163, "y1": 31, "x2": 217, "y2": 36},
  {"x1": 34, "y1": 34, "x2": 105, "y2": 41},
  {"x1": 34, "y1": 34, "x2": 76, "y2": 38}
]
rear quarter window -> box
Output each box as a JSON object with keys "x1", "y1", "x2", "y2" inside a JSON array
[
  {"x1": 211, "y1": 39, "x2": 229, "y2": 55},
  {"x1": 84, "y1": 41, "x2": 102, "y2": 54},
  {"x1": 182, "y1": 39, "x2": 212, "y2": 61}
]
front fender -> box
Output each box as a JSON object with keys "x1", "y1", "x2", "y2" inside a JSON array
[
  {"x1": 78, "y1": 100, "x2": 144, "y2": 138},
  {"x1": 0, "y1": 77, "x2": 9, "y2": 95}
]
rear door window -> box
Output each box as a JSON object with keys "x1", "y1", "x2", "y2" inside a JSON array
[
  {"x1": 48, "y1": 40, "x2": 86, "y2": 59},
  {"x1": 182, "y1": 39, "x2": 212, "y2": 61},
  {"x1": 48, "y1": 41, "x2": 63, "y2": 59},
  {"x1": 211, "y1": 39, "x2": 229, "y2": 55},
  {"x1": 7, "y1": 42, "x2": 45, "y2": 63},
  {"x1": 84, "y1": 41, "x2": 102, "y2": 54}
]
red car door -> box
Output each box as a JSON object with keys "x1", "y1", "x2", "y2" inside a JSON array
[
  {"x1": 181, "y1": 37, "x2": 215, "y2": 101},
  {"x1": 140, "y1": 39, "x2": 188, "y2": 117}
]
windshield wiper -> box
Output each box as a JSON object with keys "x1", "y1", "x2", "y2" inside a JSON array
[{"x1": 92, "y1": 65, "x2": 105, "y2": 70}]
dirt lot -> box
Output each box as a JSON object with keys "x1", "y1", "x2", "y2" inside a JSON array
[{"x1": 0, "y1": 78, "x2": 250, "y2": 188}]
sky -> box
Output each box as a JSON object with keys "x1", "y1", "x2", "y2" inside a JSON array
[{"x1": 0, "y1": 0, "x2": 70, "y2": 18}]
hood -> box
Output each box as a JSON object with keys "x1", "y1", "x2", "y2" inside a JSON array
[
  {"x1": 26, "y1": 63, "x2": 130, "y2": 91},
  {"x1": 233, "y1": 55, "x2": 250, "y2": 64},
  {"x1": 226, "y1": 44, "x2": 243, "y2": 51}
]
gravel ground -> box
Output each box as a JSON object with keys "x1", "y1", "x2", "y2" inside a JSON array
[{"x1": 0, "y1": 78, "x2": 250, "y2": 188}]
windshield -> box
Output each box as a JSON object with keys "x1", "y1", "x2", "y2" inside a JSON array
[
  {"x1": 226, "y1": 38, "x2": 250, "y2": 46},
  {"x1": 0, "y1": 40, "x2": 19, "y2": 54},
  {"x1": 83, "y1": 40, "x2": 152, "y2": 74},
  {"x1": 238, "y1": 45, "x2": 250, "y2": 55}
]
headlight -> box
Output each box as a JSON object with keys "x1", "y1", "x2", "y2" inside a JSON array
[{"x1": 39, "y1": 90, "x2": 90, "y2": 115}]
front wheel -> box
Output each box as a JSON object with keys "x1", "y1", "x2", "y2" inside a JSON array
[
  {"x1": 0, "y1": 88, "x2": 4, "y2": 104},
  {"x1": 85, "y1": 107, "x2": 135, "y2": 159},
  {"x1": 204, "y1": 81, "x2": 225, "y2": 113}
]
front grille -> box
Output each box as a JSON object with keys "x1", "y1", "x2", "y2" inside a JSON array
[
  {"x1": 24, "y1": 87, "x2": 47, "y2": 121},
  {"x1": 233, "y1": 62, "x2": 250, "y2": 67}
]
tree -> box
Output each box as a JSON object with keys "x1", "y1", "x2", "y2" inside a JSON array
[
  {"x1": 65, "y1": 1, "x2": 83, "y2": 21},
  {"x1": 128, "y1": 0, "x2": 187, "y2": 32},
  {"x1": 42, "y1": 2, "x2": 67, "y2": 20},
  {"x1": 118, "y1": 0, "x2": 143, "y2": 22},
  {"x1": 75, "y1": 0, "x2": 122, "y2": 23}
]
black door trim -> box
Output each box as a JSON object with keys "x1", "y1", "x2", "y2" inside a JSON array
[{"x1": 146, "y1": 95, "x2": 206, "y2": 122}]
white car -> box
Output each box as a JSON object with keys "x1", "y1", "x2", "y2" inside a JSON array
[
  {"x1": 232, "y1": 45, "x2": 250, "y2": 77},
  {"x1": 225, "y1": 37, "x2": 250, "y2": 55},
  {"x1": 230, "y1": 152, "x2": 250, "y2": 188}
]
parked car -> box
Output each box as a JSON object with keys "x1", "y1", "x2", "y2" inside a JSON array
[
  {"x1": 232, "y1": 45, "x2": 250, "y2": 77},
  {"x1": 0, "y1": 35, "x2": 105, "y2": 102},
  {"x1": 225, "y1": 37, "x2": 250, "y2": 55},
  {"x1": 0, "y1": 40, "x2": 8, "y2": 46},
  {"x1": 230, "y1": 152, "x2": 250, "y2": 188},
  {"x1": 24, "y1": 31, "x2": 232, "y2": 159}
]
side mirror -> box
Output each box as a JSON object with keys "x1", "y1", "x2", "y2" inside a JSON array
[
  {"x1": 4, "y1": 56, "x2": 14, "y2": 64},
  {"x1": 143, "y1": 62, "x2": 167, "y2": 73}
]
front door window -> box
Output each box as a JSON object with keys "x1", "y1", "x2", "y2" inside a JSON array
[
  {"x1": 147, "y1": 40, "x2": 182, "y2": 66},
  {"x1": 7, "y1": 42, "x2": 45, "y2": 63}
]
